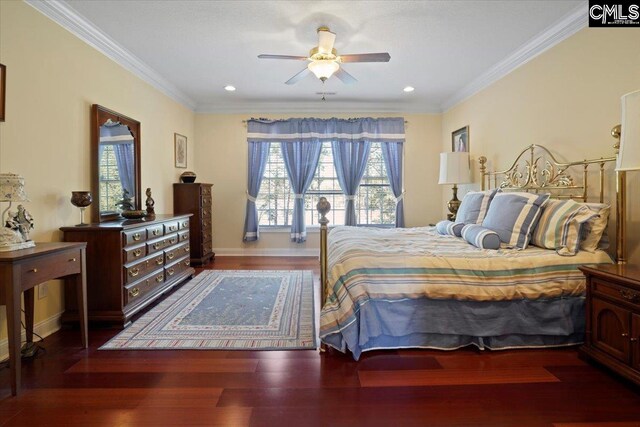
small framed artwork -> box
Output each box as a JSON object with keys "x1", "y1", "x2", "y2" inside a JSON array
[
  {"x1": 452, "y1": 126, "x2": 469, "y2": 152},
  {"x1": 0, "y1": 64, "x2": 5, "y2": 122},
  {"x1": 174, "y1": 133, "x2": 187, "y2": 168}
]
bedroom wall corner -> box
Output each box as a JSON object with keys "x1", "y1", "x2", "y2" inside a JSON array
[{"x1": 440, "y1": 27, "x2": 640, "y2": 263}]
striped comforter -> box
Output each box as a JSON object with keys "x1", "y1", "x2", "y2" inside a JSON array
[{"x1": 319, "y1": 226, "x2": 612, "y2": 341}]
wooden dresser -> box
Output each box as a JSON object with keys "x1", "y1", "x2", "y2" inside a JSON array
[
  {"x1": 61, "y1": 214, "x2": 195, "y2": 327},
  {"x1": 173, "y1": 183, "x2": 214, "y2": 265},
  {"x1": 579, "y1": 264, "x2": 640, "y2": 385}
]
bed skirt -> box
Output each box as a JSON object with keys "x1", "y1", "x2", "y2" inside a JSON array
[{"x1": 320, "y1": 296, "x2": 585, "y2": 360}]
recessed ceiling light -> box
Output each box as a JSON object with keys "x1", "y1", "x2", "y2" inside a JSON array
[
  {"x1": 403, "y1": 86, "x2": 415, "y2": 93},
  {"x1": 224, "y1": 85, "x2": 236, "y2": 92}
]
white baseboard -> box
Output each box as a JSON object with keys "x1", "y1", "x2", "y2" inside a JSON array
[
  {"x1": 214, "y1": 248, "x2": 319, "y2": 257},
  {"x1": 0, "y1": 311, "x2": 63, "y2": 360}
]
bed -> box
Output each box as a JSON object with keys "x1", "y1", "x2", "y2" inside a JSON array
[{"x1": 316, "y1": 144, "x2": 621, "y2": 360}]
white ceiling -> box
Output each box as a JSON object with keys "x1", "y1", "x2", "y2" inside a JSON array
[{"x1": 47, "y1": 0, "x2": 584, "y2": 113}]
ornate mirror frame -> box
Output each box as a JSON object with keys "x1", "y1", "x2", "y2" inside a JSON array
[{"x1": 90, "y1": 104, "x2": 141, "y2": 223}]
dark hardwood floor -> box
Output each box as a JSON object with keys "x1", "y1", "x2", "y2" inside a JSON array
[{"x1": 1, "y1": 256, "x2": 639, "y2": 426}]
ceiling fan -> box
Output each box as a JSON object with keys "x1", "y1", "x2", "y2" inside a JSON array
[{"x1": 258, "y1": 26, "x2": 390, "y2": 85}]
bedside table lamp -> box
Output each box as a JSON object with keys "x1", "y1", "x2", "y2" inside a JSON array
[
  {"x1": 0, "y1": 173, "x2": 36, "y2": 252},
  {"x1": 438, "y1": 152, "x2": 471, "y2": 221},
  {"x1": 615, "y1": 89, "x2": 640, "y2": 264}
]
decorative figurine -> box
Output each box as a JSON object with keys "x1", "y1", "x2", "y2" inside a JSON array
[
  {"x1": 145, "y1": 187, "x2": 155, "y2": 218},
  {"x1": 5, "y1": 204, "x2": 35, "y2": 242}
]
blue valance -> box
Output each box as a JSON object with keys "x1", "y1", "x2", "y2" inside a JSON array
[{"x1": 246, "y1": 117, "x2": 405, "y2": 144}]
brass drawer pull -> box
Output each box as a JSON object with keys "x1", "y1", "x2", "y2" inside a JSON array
[
  {"x1": 168, "y1": 226, "x2": 176, "y2": 232},
  {"x1": 622, "y1": 333, "x2": 629, "y2": 337},
  {"x1": 129, "y1": 287, "x2": 140, "y2": 298},
  {"x1": 156, "y1": 275, "x2": 164, "y2": 283},
  {"x1": 182, "y1": 221, "x2": 188, "y2": 228},
  {"x1": 153, "y1": 229, "x2": 161, "y2": 236},
  {"x1": 153, "y1": 242, "x2": 162, "y2": 250},
  {"x1": 183, "y1": 260, "x2": 189, "y2": 267},
  {"x1": 181, "y1": 234, "x2": 188, "y2": 240},
  {"x1": 133, "y1": 233, "x2": 142, "y2": 241},
  {"x1": 630, "y1": 337, "x2": 638, "y2": 342},
  {"x1": 619, "y1": 289, "x2": 639, "y2": 302},
  {"x1": 69, "y1": 258, "x2": 77, "y2": 262},
  {"x1": 185, "y1": 246, "x2": 190, "y2": 252},
  {"x1": 29, "y1": 268, "x2": 38, "y2": 273},
  {"x1": 133, "y1": 249, "x2": 142, "y2": 257},
  {"x1": 170, "y1": 238, "x2": 177, "y2": 245},
  {"x1": 156, "y1": 257, "x2": 163, "y2": 265},
  {"x1": 129, "y1": 268, "x2": 140, "y2": 277},
  {"x1": 167, "y1": 252, "x2": 175, "y2": 260},
  {"x1": 167, "y1": 268, "x2": 175, "y2": 276}
]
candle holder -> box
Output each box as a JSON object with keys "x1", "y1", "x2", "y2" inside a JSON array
[{"x1": 70, "y1": 191, "x2": 92, "y2": 226}]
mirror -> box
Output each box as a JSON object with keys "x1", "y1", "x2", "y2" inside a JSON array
[{"x1": 91, "y1": 104, "x2": 141, "y2": 222}]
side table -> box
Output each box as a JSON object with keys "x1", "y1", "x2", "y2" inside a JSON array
[{"x1": 0, "y1": 242, "x2": 88, "y2": 395}]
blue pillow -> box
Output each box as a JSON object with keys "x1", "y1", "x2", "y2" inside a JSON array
[
  {"x1": 435, "y1": 220, "x2": 465, "y2": 237},
  {"x1": 461, "y1": 224, "x2": 501, "y2": 250},
  {"x1": 481, "y1": 192, "x2": 550, "y2": 249},
  {"x1": 456, "y1": 189, "x2": 499, "y2": 224}
]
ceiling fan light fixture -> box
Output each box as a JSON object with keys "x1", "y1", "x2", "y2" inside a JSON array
[{"x1": 308, "y1": 60, "x2": 339, "y2": 82}]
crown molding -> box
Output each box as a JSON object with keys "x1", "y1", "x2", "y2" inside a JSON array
[
  {"x1": 196, "y1": 101, "x2": 442, "y2": 114},
  {"x1": 440, "y1": 1, "x2": 588, "y2": 112},
  {"x1": 25, "y1": 0, "x2": 197, "y2": 110}
]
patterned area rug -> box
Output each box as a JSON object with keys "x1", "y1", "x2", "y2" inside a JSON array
[{"x1": 100, "y1": 270, "x2": 316, "y2": 350}]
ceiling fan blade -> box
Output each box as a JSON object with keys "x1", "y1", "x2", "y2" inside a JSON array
[
  {"x1": 317, "y1": 29, "x2": 336, "y2": 54},
  {"x1": 285, "y1": 67, "x2": 311, "y2": 85},
  {"x1": 340, "y1": 53, "x2": 391, "y2": 63},
  {"x1": 258, "y1": 54, "x2": 308, "y2": 60},
  {"x1": 334, "y1": 67, "x2": 357, "y2": 85}
]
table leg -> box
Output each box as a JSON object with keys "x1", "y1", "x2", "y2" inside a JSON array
[
  {"x1": 76, "y1": 247, "x2": 88, "y2": 348},
  {"x1": 5, "y1": 265, "x2": 22, "y2": 395},
  {"x1": 24, "y1": 288, "x2": 35, "y2": 344}
]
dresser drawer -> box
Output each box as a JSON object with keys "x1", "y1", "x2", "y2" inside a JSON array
[
  {"x1": 178, "y1": 230, "x2": 190, "y2": 243},
  {"x1": 147, "y1": 236, "x2": 167, "y2": 255},
  {"x1": 146, "y1": 224, "x2": 164, "y2": 239},
  {"x1": 123, "y1": 243, "x2": 146, "y2": 264},
  {"x1": 123, "y1": 228, "x2": 146, "y2": 246},
  {"x1": 164, "y1": 242, "x2": 189, "y2": 264},
  {"x1": 164, "y1": 221, "x2": 180, "y2": 235},
  {"x1": 178, "y1": 218, "x2": 190, "y2": 230},
  {"x1": 20, "y1": 248, "x2": 82, "y2": 289},
  {"x1": 592, "y1": 278, "x2": 640, "y2": 310},
  {"x1": 165, "y1": 255, "x2": 191, "y2": 280},
  {"x1": 124, "y1": 253, "x2": 164, "y2": 285},
  {"x1": 125, "y1": 269, "x2": 165, "y2": 306}
]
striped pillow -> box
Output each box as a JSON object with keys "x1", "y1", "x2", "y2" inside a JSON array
[
  {"x1": 481, "y1": 192, "x2": 550, "y2": 249},
  {"x1": 455, "y1": 189, "x2": 499, "y2": 224},
  {"x1": 435, "y1": 220, "x2": 465, "y2": 237},
  {"x1": 531, "y1": 199, "x2": 598, "y2": 256},
  {"x1": 461, "y1": 224, "x2": 501, "y2": 249}
]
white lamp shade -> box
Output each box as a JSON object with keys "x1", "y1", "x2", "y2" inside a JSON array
[
  {"x1": 307, "y1": 60, "x2": 339, "y2": 80},
  {"x1": 0, "y1": 173, "x2": 29, "y2": 202},
  {"x1": 617, "y1": 89, "x2": 640, "y2": 171},
  {"x1": 438, "y1": 152, "x2": 471, "y2": 185}
]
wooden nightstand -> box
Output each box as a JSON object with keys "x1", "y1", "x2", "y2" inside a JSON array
[{"x1": 579, "y1": 264, "x2": 640, "y2": 385}]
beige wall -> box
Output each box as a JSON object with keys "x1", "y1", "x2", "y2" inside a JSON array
[
  {"x1": 195, "y1": 113, "x2": 442, "y2": 254},
  {"x1": 0, "y1": 1, "x2": 195, "y2": 339},
  {"x1": 441, "y1": 28, "x2": 640, "y2": 263}
]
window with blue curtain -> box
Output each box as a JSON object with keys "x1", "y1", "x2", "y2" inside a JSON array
[{"x1": 244, "y1": 117, "x2": 405, "y2": 242}]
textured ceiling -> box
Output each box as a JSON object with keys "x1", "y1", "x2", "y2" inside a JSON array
[{"x1": 61, "y1": 0, "x2": 583, "y2": 112}]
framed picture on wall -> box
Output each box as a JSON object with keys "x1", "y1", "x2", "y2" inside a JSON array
[
  {"x1": 174, "y1": 133, "x2": 187, "y2": 168},
  {"x1": 0, "y1": 64, "x2": 5, "y2": 122},
  {"x1": 452, "y1": 126, "x2": 469, "y2": 152}
]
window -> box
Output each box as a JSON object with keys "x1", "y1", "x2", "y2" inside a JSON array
[
  {"x1": 98, "y1": 145, "x2": 124, "y2": 213},
  {"x1": 257, "y1": 142, "x2": 396, "y2": 227}
]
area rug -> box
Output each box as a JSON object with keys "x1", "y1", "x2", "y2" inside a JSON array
[{"x1": 100, "y1": 270, "x2": 316, "y2": 350}]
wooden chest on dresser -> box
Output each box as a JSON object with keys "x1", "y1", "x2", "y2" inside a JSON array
[
  {"x1": 579, "y1": 264, "x2": 640, "y2": 385},
  {"x1": 173, "y1": 183, "x2": 214, "y2": 265},
  {"x1": 61, "y1": 214, "x2": 195, "y2": 327}
]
